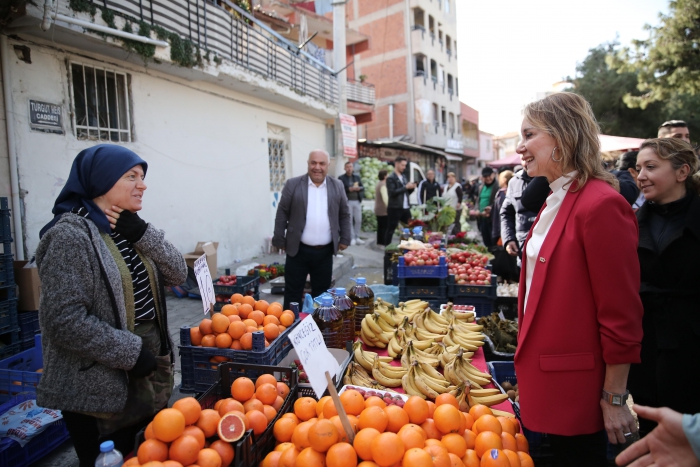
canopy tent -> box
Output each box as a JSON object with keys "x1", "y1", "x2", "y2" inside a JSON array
[{"x1": 489, "y1": 153, "x2": 521, "y2": 167}]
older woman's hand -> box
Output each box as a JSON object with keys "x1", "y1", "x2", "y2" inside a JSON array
[
  {"x1": 601, "y1": 399, "x2": 638, "y2": 444},
  {"x1": 106, "y1": 206, "x2": 148, "y2": 243}
]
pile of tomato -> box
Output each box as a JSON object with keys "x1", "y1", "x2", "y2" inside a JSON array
[{"x1": 448, "y1": 251, "x2": 493, "y2": 286}]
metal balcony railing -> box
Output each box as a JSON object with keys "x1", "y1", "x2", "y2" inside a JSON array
[
  {"x1": 346, "y1": 80, "x2": 376, "y2": 105},
  {"x1": 67, "y1": 0, "x2": 338, "y2": 107}
]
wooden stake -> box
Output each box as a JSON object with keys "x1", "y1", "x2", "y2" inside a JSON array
[{"x1": 325, "y1": 371, "x2": 355, "y2": 443}]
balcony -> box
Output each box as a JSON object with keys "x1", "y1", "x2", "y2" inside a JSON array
[{"x1": 347, "y1": 80, "x2": 376, "y2": 106}]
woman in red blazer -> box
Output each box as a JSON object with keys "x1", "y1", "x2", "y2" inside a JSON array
[{"x1": 513, "y1": 92, "x2": 643, "y2": 466}]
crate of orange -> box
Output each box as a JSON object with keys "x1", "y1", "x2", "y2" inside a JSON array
[
  {"x1": 179, "y1": 297, "x2": 300, "y2": 394},
  {"x1": 132, "y1": 361, "x2": 298, "y2": 467}
]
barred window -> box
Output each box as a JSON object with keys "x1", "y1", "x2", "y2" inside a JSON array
[{"x1": 70, "y1": 62, "x2": 132, "y2": 142}]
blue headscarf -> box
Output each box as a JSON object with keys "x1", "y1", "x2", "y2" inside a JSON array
[{"x1": 40, "y1": 144, "x2": 148, "y2": 238}]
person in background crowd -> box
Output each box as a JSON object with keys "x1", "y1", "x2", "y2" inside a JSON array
[
  {"x1": 615, "y1": 151, "x2": 646, "y2": 210},
  {"x1": 273, "y1": 150, "x2": 351, "y2": 310},
  {"x1": 442, "y1": 172, "x2": 464, "y2": 234},
  {"x1": 463, "y1": 177, "x2": 479, "y2": 205},
  {"x1": 500, "y1": 169, "x2": 541, "y2": 258},
  {"x1": 658, "y1": 119, "x2": 691, "y2": 143},
  {"x1": 491, "y1": 170, "x2": 514, "y2": 245},
  {"x1": 374, "y1": 170, "x2": 389, "y2": 246},
  {"x1": 338, "y1": 161, "x2": 365, "y2": 245},
  {"x1": 477, "y1": 167, "x2": 497, "y2": 248},
  {"x1": 385, "y1": 156, "x2": 416, "y2": 245},
  {"x1": 616, "y1": 405, "x2": 700, "y2": 467},
  {"x1": 36, "y1": 145, "x2": 188, "y2": 467},
  {"x1": 612, "y1": 151, "x2": 641, "y2": 206},
  {"x1": 514, "y1": 92, "x2": 643, "y2": 466},
  {"x1": 417, "y1": 169, "x2": 442, "y2": 204},
  {"x1": 627, "y1": 138, "x2": 700, "y2": 439},
  {"x1": 520, "y1": 175, "x2": 550, "y2": 214}
]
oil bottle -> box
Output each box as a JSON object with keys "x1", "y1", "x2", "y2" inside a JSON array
[
  {"x1": 333, "y1": 287, "x2": 355, "y2": 347},
  {"x1": 312, "y1": 295, "x2": 343, "y2": 349},
  {"x1": 349, "y1": 277, "x2": 374, "y2": 336}
]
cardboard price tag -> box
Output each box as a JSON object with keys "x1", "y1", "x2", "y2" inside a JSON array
[
  {"x1": 194, "y1": 253, "x2": 216, "y2": 315},
  {"x1": 287, "y1": 315, "x2": 340, "y2": 399}
]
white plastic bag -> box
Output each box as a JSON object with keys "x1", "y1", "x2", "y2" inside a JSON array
[{"x1": 0, "y1": 398, "x2": 62, "y2": 447}]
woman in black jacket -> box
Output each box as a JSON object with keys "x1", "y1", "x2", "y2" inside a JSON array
[{"x1": 628, "y1": 138, "x2": 700, "y2": 437}]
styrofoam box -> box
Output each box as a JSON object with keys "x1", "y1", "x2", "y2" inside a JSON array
[
  {"x1": 279, "y1": 348, "x2": 350, "y2": 389},
  {"x1": 338, "y1": 385, "x2": 409, "y2": 402}
]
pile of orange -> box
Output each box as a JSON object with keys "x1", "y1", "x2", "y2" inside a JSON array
[
  {"x1": 190, "y1": 296, "x2": 296, "y2": 352},
  {"x1": 264, "y1": 393, "x2": 534, "y2": 467}
]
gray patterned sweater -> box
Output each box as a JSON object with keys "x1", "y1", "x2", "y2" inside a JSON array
[{"x1": 35, "y1": 213, "x2": 187, "y2": 414}]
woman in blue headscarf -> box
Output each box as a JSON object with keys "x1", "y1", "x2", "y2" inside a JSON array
[{"x1": 36, "y1": 144, "x2": 187, "y2": 466}]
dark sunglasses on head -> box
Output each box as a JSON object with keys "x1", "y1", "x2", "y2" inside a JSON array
[{"x1": 659, "y1": 120, "x2": 688, "y2": 129}]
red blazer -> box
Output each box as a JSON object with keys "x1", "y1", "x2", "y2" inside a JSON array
[{"x1": 514, "y1": 178, "x2": 643, "y2": 436}]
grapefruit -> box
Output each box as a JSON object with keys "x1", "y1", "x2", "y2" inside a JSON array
[{"x1": 218, "y1": 411, "x2": 247, "y2": 442}]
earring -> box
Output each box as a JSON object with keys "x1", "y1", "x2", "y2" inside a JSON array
[{"x1": 551, "y1": 147, "x2": 562, "y2": 162}]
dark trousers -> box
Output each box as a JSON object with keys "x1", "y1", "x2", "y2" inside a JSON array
[
  {"x1": 478, "y1": 215, "x2": 493, "y2": 248},
  {"x1": 63, "y1": 411, "x2": 150, "y2": 467},
  {"x1": 385, "y1": 208, "x2": 411, "y2": 245},
  {"x1": 548, "y1": 430, "x2": 607, "y2": 467},
  {"x1": 283, "y1": 243, "x2": 334, "y2": 310},
  {"x1": 376, "y1": 215, "x2": 388, "y2": 246}
]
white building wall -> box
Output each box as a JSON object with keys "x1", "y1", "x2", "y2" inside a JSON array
[
  {"x1": 478, "y1": 132, "x2": 494, "y2": 161},
  {"x1": 7, "y1": 38, "x2": 327, "y2": 267}
]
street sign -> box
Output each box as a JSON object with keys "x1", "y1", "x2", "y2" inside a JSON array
[
  {"x1": 29, "y1": 100, "x2": 63, "y2": 132},
  {"x1": 194, "y1": 253, "x2": 216, "y2": 315},
  {"x1": 339, "y1": 113, "x2": 357, "y2": 158}
]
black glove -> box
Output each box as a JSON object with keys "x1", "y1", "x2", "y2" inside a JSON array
[
  {"x1": 114, "y1": 210, "x2": 148, "y2": 243},
  {"x1": 130, "y1": 345, "x2": 157, "y2": 378}
]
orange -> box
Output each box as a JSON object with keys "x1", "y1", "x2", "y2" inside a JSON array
[
  {"x1": 502, "y1": 449, "x2": 521, "y2": 467},
  {"x1": 278, "y1": 446, "x2": 301, "y2": 467},
  {"x1": 474, "y1": 432, "x2": 502, "y2": 458},
  {"x1": 280, "y1": 311, "x2": 295, "y2": 327},
  {"x1": 238, "y1": 303, "x2": 253, "y2": 319},
  {"x1": 364, "y1": 396, "x2": 386, "y2": 409},
  {"x1": 402, "y1": 447, "x2": 433, "y2": 467},
  {"x1": 210, "y1": 440, "x2": 234, "y2": 467},
  {"x1": 442, "y1": 433, "x2": 468, "y2": 457},
  {"x1": 514, "y1": 433, "x2": 529, "y2": 453},
  {"x1": 230, "y1": 293, "x2": 245, "y2": 304},
  {"x1": 211, "y1": 313, "x2": 231, "y2": 333},
  {"x1": 468, "y1": 405, "x2": 493, "y2": 421},
  {"x1": 182, "y1": 425, "x2": 206, "y2": 449},
  {"x1": 215, "y1": 333, "x2": 233, "y2": 348},
  {"x1": 256, "y1": 383, "x2": 279, "y2": 405},
  {"x1": 190, "y1": 327, "x2": 203, "y2": 346},
  {"x1": 496, "y1": 417, "x2": 516, "y2": 436},
  {"x1": 273, "y1": 396, "x2": 285, "y2": 412},
  {"x1": 308, "y1": 419, "x2": 339, "y2": 452},
  {"x1": 463, "y1": 429, "x2": 476, "y2": 449},
  {"x1": 201, "y1": 334, "x2": 216, "y2": 347},
  {"x1": 449, "y1": 452, "x2": 466, "y2": 467},
  {"x1": 462, "y1": 449, "x2": 479, "y2": 467},
  {"x1": 501, "y1": 432, "x2": 517, "y2": 451},
  {"x1": 294, "y1": 397, "x2": 318, "y2": 421},
  {"x1": 384, "y1": 405, "x2": 409, "y2": 433},
  {"x1": 480, "y1": 449, "x2": 510, "y2": 467},
  {"x1": 254, "y1": 300, "x2": 270, "y2": 312},
  {"x1": 228, "y1": 321, "x2": 246, "y2": 340},
  {"x1": 463, "y1": 413, "x2": 475, "y2": 431},
  {"x1": 138, "y1": 438, "x2": 169, "y2": 464},
  {"x1": 326, "y1": 442, "x2": 358, "y2": 467},
  {"x1": 267, "y1": 304, "x2": 283, "y2": 319},
  {"x1": 221, "y1": 304, "x2": 239, "y2": 317},
  {"x1": 249, "y1": 310, "x2": 266, "y2": 325},
  {"x1": 199, "y1": 319, "x2": 213, "y2": 335},
  {"x1": 456, "y1": 412, "x2": 467, "y2": 436},
  {"x1": 340, "y1": 389, "x2": 365, "y2": 416},
  {"x1": 264, "y1": 324, "x2": 280, "y2": 340},
  {"x1": 123, "y1": 459, "x2": 141, "y2": 467},
  {"x1": 243, "y1": 399, "x2": 262, "y2": 414},
  {"x1": 474, "y1": 415, "x2": 502, "y2": 436},
  {"x1": 433, "y1": 404, "x2": 462, "y2": 435},
  {"x1": 435, "y1": 393, "x2": 460, "y2": 409},
  {"x1": 399, "y1": 423, "x2": 427, "y2": 438},
  {"x1": 398, "y1": 425, "x2": 425, "y2": 449},
  {"x1": 228, "y1": 314, "x2": 241, "y2": 323},
  {"x1": 427, "y1": 401, "x2": 436, "y2": 418},
  {"x1": 241, "y1": 295, "x2": 256, "y2": 306},
  {"x1": 353, "y1": 427, "x2": 381, "y2": 461},
  {"x1": 243, "y1": 319, "x2": 258, "y2": 329},
  {"x1": 152, "y1": 408, "x2": 186, "y2": 442},
  {"x1": 277, "y1": 382, "x2": 290, "y2": 399},
  {"x1": 517, "y1": 451, "x2": 534, "y2": 467},
  {"x1": 218, "y1": 398, "x2": 245, "y2": 417},
  {"x1": 292, "y1": 421, "x2": 313, "y2": 450},
  {"x1": 231, "y1": 377, "x2": 255, "y2": 402},
  {"x1": 358, "y1": 406, "x2": 388, "y2": 432},
  {"x1": 424, "y1": 444, "x2": 451, "y2": 467},
  {"x1": 196, "y1": 409, "x2": 221, "y2": 438},
  {"x1": 404, "y1": 396, "x2": 429, "y2": 424},
  {"x1": 296, "y1": 447, "x2": 326, "y2": 467},
  {"x1": 240, "y1": 333, "x2": 253, "y2": 350},
  {"x1": 263, "y1": 405, "x2": 277, "y2": 423},
  {"x1": 173, "y1": 397, "x2": 202, "y2": 426},
  {"x1": 425, "y1": 439, "x2": 445, "y2": 448},
  {"x1": 370, "y1": 431, "x2": 404, "y2": 467},
  {"x1": 276, "y1": 442, "x2": 295, "y2": 452},
  {"x1": 230, "y1": 340, "x2": 242, "y2": 350},
  {"x1": 261, "y1": 451, "x2": 282, "y2": 467},
  {"x1": 323, "y1": 398, "x2": 339, "y2": 419},
  {"x1": 317, "y1": 396, "x2": 332, "y2": 416},
  {"x1": 278, "y1": 325, "x2": 287, "y2": 333},
  {"x1": 274, "y1": 416, "x2": 298, "y2": 442},
  {"x1": 421, "y1": 419, "x2": 442, "y2": 440},
  {"x1": 246, "y1": 410, "x2": 268, "y2": 436},
  {"x1": 197, "y1": 447, "x2": 223, "y2": 467},
  {"x1": 169, "y1": 435, "x2": 200, "y2": 466},
  {"x1": 217, "y1": 411, "x2": 246, "y2": 443},
  {"x1": 282, "y1": 413, "x2": 300, "y2": 423},
  {"x1": 144, "y1": 422, "x2": 155, "y2": 440},
  {"x1": 358, "y1": 463, "x2": 381, "y2": 467}
]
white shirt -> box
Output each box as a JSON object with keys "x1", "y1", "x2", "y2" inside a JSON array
[
  {"x1": 300, "y1": 177, "x2": 332, "y2": 246},
  {"x1": 524, "y1": 172, "x2": 577, "y2": 314}
]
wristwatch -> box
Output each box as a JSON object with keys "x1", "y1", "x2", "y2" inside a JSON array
[{"x1": 601, "y1": 389, "x2": 630, "y2": 406}]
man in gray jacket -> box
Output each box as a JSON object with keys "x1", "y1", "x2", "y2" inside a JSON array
[{"x1": 273, "y1": 150, "x2": 352, "y2": 309}]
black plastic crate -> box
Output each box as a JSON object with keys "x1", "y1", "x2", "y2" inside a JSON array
[
  {"x1": 447, "y1": 273, "x2": 497, "y2": 299},
  {"x1": 0, "y1": 331, "x2": 20, "y2": 360},
  {"x1": 398, "y1": 277, "x2": 447, "y2": 300},
  {"x1": 450, "y1": 295, "x2": 494, "y2": 317},
  {"x1": 18, "y1": 310, "x2": 40, "y2": 341},
  {"x1": 0, "y1": 198, "x2": 11, "y2": 245},
  {"x1": 212, "y1": 271, "x2": 260, "y2": 296},
  {"x1": 280, "y1": 343, "x2": 353, "y2": 399},
  {"x1": 0, "y1": 255, "x2": 14, "y2": 288},
  {"x1": 0, "y1": 299, "x2": 18, "y2": 335}
]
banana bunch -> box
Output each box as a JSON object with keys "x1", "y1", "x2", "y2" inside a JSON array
[
  {"x1": 400, "y1": 341, "x2": 441, "y2": 369},
  {"x1": 372, "y1": 357, "x2": 408, "y2": 388},
  {"x1": 403, "y1": 361, "x2": 457, "y2": 399},
  {"x1": 353, "y1": 340, "x2": 393, "y2": 372},
  {"x1": 414, "y1": 308, "x2": 450, "y2": 334},
  {"x1": 441, "y1": 302, "x2": 479, "y2": 323},
  {"x1": 343, "y1": 361, "x2": 389, "y2": 390},
  {"x1": 394, "y1": 299, "x2": 431, "y2": 322},
  {"x1": 468, "y1": 388, "x2": 509, "y2": 407},
  {"x1": 443, "y1": 349, "x2": 494, "y2": 390},
  {"x1": 360, "y1": 312, "x2": 393, "y2": 348}
]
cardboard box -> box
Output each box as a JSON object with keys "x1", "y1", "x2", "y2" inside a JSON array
[
  {"x1": 13, "y1": 261, "x2": 41, "y2": 311},
  {"x1": 183, "y1": 242, "x2": 219, "y2": 278}
]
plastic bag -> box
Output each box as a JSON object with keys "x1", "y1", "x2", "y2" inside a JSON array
[
  {"x1": 0, "y1": 398, "x2": 63, "y2": 447},
  {"x1": 302, "y1": 293, "x2": 315, "y2": 314}
]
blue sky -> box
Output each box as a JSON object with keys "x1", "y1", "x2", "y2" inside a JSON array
[{"x1": 456, "y1": 0, "x2": 670, "y2": 135}]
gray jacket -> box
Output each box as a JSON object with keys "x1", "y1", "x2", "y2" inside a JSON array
[
  {"x1": 272, "y1": 174, "x2": 352, "y2": 257},
  {"x1": 35, "y1": 213, "x2": 187, "y2": 414}
]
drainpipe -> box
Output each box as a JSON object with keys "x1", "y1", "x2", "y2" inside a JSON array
[
  {"x1": 0, "y1": 35, "x2": 25, "y2": 259},
  {"x1": 389, "y1": 104, "x2": 394, "y2": 140},
  {"x1": 40, "y1": 0, "x2": 53, "y2": 31}
]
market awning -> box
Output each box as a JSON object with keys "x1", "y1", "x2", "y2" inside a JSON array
[
  {"x1": 489, "y1": 153, "x2": 521, "y2": 167},
  {"x1": 359, "y1": 140, "x2": 470, "y2": 160},
  {"x1": 444, "y1": 153, "x2": 463, "y2": 161},
  {"x1": 599, "y1": 134, "x2": 645, "y2": 153}
]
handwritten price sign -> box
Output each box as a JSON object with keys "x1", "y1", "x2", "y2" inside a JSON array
[{"x1": 287, "y1": 315, "x2": 340, "y2": 399}]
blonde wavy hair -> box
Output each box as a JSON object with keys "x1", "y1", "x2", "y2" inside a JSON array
[
  {"x1": 639, "y1": 138, "x2": 700, "y2": 194},
  {"x1": 523, "y1": 92, "x2": 619, "y2": 192}
]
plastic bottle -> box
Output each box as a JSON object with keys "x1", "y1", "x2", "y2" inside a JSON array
[
  {"x1": 95, "y1": 441, "x2": 123, "y2": 467},
  {"x1": 411, "y1": 226, "x2": 424, "y2": 242},
  {"x1": 333, "y1": 287, "x2": 356, "y2": 347},
  {"x1": 312, "y1": 295, "x2": 343, "y2": 349},
  {"x1": 399, "y1": 228, "x2": 411, "y2": 242},
  {"x1": 349, "y1": 277, "x2": 375, "y2": 336}
]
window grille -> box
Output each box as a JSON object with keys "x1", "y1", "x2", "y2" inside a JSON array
[
  {"x1": 70, "y1": 62, "x2": 132, "y2": 142},
  {"x1": 268, "y1": 138, "x2": 287, "y2": 192}
]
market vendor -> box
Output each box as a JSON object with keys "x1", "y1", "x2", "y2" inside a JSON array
[
  {"x1": 36, "y1": 144, "x2": 187, "y2": 467},
  {"x1": 513, "y1": 92, "x2": 643, "y2": 466}
]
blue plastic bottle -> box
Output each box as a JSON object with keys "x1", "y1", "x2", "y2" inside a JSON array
[
  {"x1": 333, "y1": 287, "x2": 356, "y2": 347},
  {"x1": 95, "y1": 441, "x2": 123, "y2": 467},
  {"x1": 349, "y1": 277, "x2": 374, "y2": 336},
  {"x1": 412, "y1": 226, "x2": 424, "y2": 241},
  {"x1": 313, "y1": 295, "x2": 343, "y2": 349}
]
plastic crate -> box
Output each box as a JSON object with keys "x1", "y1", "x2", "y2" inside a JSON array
[
  {"x1": 494, "y1": 296, "x2": 518, "y2": 320},
  {"x1": 396, "y1": 256, "x2": 448, "y2": 279},
  {"x1": 0, "y1": 334, "x2": 42, "y2": 403},
  {"x1": 0, "y1": 298, "x2": 18, "y2": 335},
  {"x1": 179, "y1": 311, "x2": 300, "y2": 394},
  {"x1": 0, "y1": 331, "x2": 20, "y2": 360},
  {"x1": 0, "y1": 198, "x2": 11, "y2": 245},
  {"x1": 0, "y1": 392, "x2": 70, "y2": 467},
  {"x1": 482, "y1": 334, "x2": 515, "y2": 362},
  {"x1": 0, "y1": 285, "x2": 16, "y2": 303},
  {"x1": 450, "y1": 295, "x2": 494, "y2": 317},
  {"x1": 398, "y1": 277, "x2": 447, "y2": 300},
  {"x1": 0, "y1": 254, "x2": 14, "y2": 288},
  {"x1": 279, "y1": 344, "x2": 352, "y2": 399},
  {"x1": 212, "y1": 270, "x2": 260, "y2": 296},
  {"x1": 447, "y1": 273, "x2": 497, "y2": 299},
  {"x1": 18, "y1": 311, "x2": 40, "y2": 340}
]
